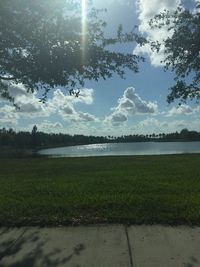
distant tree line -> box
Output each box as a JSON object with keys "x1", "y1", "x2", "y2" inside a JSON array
[
  {"x1": 0, "y1": 126, "x2": 200, "y2": 151},
  {"x1": 116, "y1": 129, "x2": 200, "y2": 143}
]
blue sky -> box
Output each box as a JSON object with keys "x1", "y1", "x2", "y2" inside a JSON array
[{"x1": 0, "y1": 0, "x2": 199, "y2": 136}]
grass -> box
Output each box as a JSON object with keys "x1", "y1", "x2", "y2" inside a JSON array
[{"x1": 0, "y1": 154, "x2": 200, "y2": 226}]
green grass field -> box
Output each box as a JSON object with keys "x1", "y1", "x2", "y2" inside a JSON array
[{"x1": 0, "y1": 155, "x2": 200, "y2": 226}]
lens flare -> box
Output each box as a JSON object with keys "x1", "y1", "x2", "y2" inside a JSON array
[{"x1": 81, "y1": 0, "x2": 87, "y2": 63}]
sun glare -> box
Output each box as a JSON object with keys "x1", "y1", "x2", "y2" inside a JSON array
[{"x1": 81, "y1": 0, "x2": 87, "y2": 63}]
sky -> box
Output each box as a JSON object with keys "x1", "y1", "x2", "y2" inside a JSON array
[{"x1": 0, "y1": 0, "x2": 200, "y2": 136}]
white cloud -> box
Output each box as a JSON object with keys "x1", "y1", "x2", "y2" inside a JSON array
[
  {"x1": 37, "y1": 121, "x2": 63, "y2": 133},
  {"x1": 16, "y1": 96, "x2": 44, "y2": 114},
  {"x1": 26, "y1": 121, "x2": 64, "y2": 134},
  {"x1": 0, "y1": 83, "x2": 51, "y2": 127},
  {"x1": 167, "y1": 104, "x2": 193, "y2": 116},
  {"x1": 78, "y1": 112, "x2": 98, "y2": 122},
  {"x1": 77, "y1": 88, "x2": 94, "y2": 105},
  {"x1": 7, "y1": 83, "x2": 29, "y2": 98},
  {"x1": 106, "y1": 87, "x2": 158, "y2": 126},
  {"x1": 0, "y1": 84, "x2": 97, "y2": 126},
  {"x1": 134, "y1": 117, "x2": 200, "y2": 134},
  {"x1": 47, "y1": 88, "x2": 98, "y2": 122},
  {"x1": 4, "y1": 84, "x2": 94, "y2": 118},
  {"x1": 48, "y1": 88, "x2": 94, "y2": 109},
  {"x1": 116, "y1": 87, "x2": 158, "y2": 114},
  {"x1": 138, "y1": 117, "x2": 169, "y2": 130},
  {"x1": 61, "y1": 104, "x2": 75, "y2": 115},
  {"x1": 105, "y1": 111, "x2": 128, "y2": 126},
  {"x1": 0, "y1": 105, "x2": 19, "y2": 125},
  {"x1": 167, "y1": 104, "x2": 200, "y2": 116},
  {"x1": 2, "y1": 82, "x2": 51, "y2": 117},
  {"x1": 134, "y1": 0, "x2": 181, "y2": 66},
  {"x1": 1, "y1": 82, "x2": 199, "y2": 136}
]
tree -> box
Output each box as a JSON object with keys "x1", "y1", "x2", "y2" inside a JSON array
[
  {"x1": 0, "y1": 0, "x2": 145, "y2": 104},
  {"x1": 149, "y1": 2, "x2": 200, "y2": 103},
  {"x1": 31, "y1": 125, "x2": 38, "y2": 148}
]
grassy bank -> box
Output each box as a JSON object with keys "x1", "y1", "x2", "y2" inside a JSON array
[{"x1": 0, "y1": 155, "x2": 200, "y2": 226}]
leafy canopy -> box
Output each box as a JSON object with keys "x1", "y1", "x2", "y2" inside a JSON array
[
  {"x1": 149, "y1": 2, "x2": 200, "y2": 103},
  {"x1": 0, "y1": 0, "x2": 145, "y2": 103}
]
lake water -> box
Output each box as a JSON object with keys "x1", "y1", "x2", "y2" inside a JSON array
[{"x1": 38, "y1": 142, "x2": 200, "y2": 158}]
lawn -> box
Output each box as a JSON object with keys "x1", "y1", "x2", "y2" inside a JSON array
[{"x1": 0, "y1": 155, "x2": 200, "y2": 226}]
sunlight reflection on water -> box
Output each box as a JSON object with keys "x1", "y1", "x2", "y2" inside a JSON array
[
  {"x1": 76, "y1": 143, "x2": 108, "y2": 150},
  {"x1": 38, "y1": 142, "x2": 200, "y2": 158}
]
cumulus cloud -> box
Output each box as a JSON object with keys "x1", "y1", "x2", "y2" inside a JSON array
[
  {"x1": 2, "y1": 82, "x2": 50, "y2": 117},
  {"x1": 0, "y1": 105, "x2": 19, "y2": 125},
  {"x1": 137, "y1": 117, "x2": 169, "y2": 131},
  {"x1": 48, "y1": 88, "x2": 94, "y2": 107},
  {"x1": 77, "y1": 88, "x2": 94, "y2": 105},
  {"x1": 106, "y1": 87, "x2": 158, "y2": 125},
  {"x1": 0, "y1": 84, "x2": 97, "y2": 126},
  {"x1": 48, "y1": 88, "x2": 93, "y2": 107},
  {"x1": 115, "y1": 87, "x2": 158, "y2": 114},
  {"x1": 167, "y1": 104, "x2": 193, "y2": 116},
  {"x1": 16, "y1": 96, "x2": 44, "y2": 114},
  {"x1": 7, "y1": 83, "x2": 29, "y2": 98},
  {"x1": 61, "y1": 105, "x2": 75, "y2": 115},
  {"x1": 0, "y1": 83, "x2": 51, "y2": 128},
  {"x1": 78, "y1": 112, "x2": 98, "y2": 122},
  {"x1": 167, "y1": 104, "x2": 200, "y2": 116},
  {"x1": 135, "y1": 117, "x2": 200, "y2": 134},
  {"x1": 105, "y1": 111, "x2": 128, "y2": 126},
  {"x1": 25, "y1": 121, "x2": 64, "y2": 134},
  {"x1": 37, "y1": 121, "x2": 63, "y2": 133},
  {"x1": 4, "y1": 84, "x2": 94, "y2": 118},
  {"x1": 1, "y1": 82, "x2": 199, "y2": 136},
  {"x1": 47, "y1": 88, "x2": 97, "y2": 122},
  {"x1": 134, "y1": 0, "x2": 181, "y2": 66}
]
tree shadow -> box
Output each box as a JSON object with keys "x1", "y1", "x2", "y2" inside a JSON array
[
  {"x1": 0, "y1": 228, "x2": 85, "y2": 267},
  {"x1": 184, "y1": 256, "x2": 199, "y2": 267}
]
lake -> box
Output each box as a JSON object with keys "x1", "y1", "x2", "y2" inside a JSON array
[{"x1": 38, "y1": 142, "x2": 200, "y2": 158}]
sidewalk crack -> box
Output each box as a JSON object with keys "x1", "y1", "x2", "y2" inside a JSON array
[{"x1": 125, "y1": 225, "x2": 134, "y2": 267}]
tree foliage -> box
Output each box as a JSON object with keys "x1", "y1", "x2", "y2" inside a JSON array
[
  {"x1": 0, "y1": 0, "x2": 145, "y2": 103},
  {"x1": 149, "y1": 2, "x2": 200, "y2": 103},
  {"x1": 1, "y1": 127, "x2": 200, "y2": 152}
]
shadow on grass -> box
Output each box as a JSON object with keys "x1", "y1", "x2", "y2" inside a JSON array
[
  {"x1": 0, "y1": 228, "x2": 85, "y2": 267},
  {"x1": 184, "y1": 256, "x2": 199, "y2": 267}
]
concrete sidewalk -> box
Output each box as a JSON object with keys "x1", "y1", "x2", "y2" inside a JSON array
[{"x1": 0, "y1": 225, "x2": 200, "y2": 267}]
